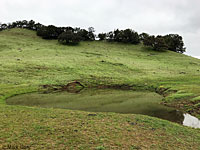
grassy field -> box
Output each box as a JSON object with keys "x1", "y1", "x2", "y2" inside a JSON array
[{"x1": 0, "y1": 28, "x2": 200, "y2": 149}]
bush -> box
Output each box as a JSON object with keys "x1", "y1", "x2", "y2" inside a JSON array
[
  {"x1": 98, "y1": 33, "x2": 106, "y2": 41},
  {"x1": 139, "y1": 33, "x2": 149, "y2": 42},
  {"x1": 153, "y1": 36, "x2": 168, "y2": 51},
  {"x1": 76, "y1": 28, "x2": 89, "y2": 41},
  {"x1": 144, "y1": 36, "x2": 168, "y2": 51},
  {"x1": 88, "y1": 27, "x2": 95, "y2": 41},
  {"x1": 163, "y1": 34, "x2": 186, "y2": 53},
  {"x1": 106, "y1": 29, "x2": 140, "y2": 44},
  {"x1": 36, "y1": 25, "x2": 60, "y2": 39},
  {"x1": 58, "y1": 31, "x2": 81, "y2": 45},
  {"x1": 143, "y1": 34, "x2": 186, "y2": 53},
  {"x1": 106, "y1": 31, "x2": 114, "y2": 42}
]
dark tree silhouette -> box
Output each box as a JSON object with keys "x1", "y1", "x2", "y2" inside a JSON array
[
  {"x1": 27, "y1": 20, "x2": 36, "y2": 30},
  {"x1": 106, "y1": 29, "x2": 140, "y2": 44},
  {"x1": 58, "y1": 31, "x2": 81, "y2": 45},
  {"x1": 113, "y1": 29, "x2": 121, "y2": 42},
  {"x1": 139, "y1": 33, "x2": 150, "y2": 42},
  {"x1": 76, "y1": 28, "x2": 89, "y2": 41},
  {"x1": 163, "y1": 34, "x2": 186, "y2": 53},
  {"x1": 98, "y1": 33, "x2": 106, "y2": 41},
  {"x1": 144, "y1": 36, "x2": 168, "y2": 51},
  {"x1": 0, "y1": 24, "x2": 8, "y2": 30},
  {"x1": 106, "y1": 31, "x2": 114, "y2": 42},
  {"x1": 88, "y1": 27, "x2": 95, "y2": 41},
  {"x1": 36, "y1": 25, "x2": 60, "y2": 39}
]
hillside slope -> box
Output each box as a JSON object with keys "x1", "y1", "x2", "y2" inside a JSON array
[{"x1": 0, "y1": 28, "x2": 200, "y2": 149}]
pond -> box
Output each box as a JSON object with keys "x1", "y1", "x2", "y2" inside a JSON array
[{"x1": 6, "y1": 89, "x2": 200, "y2": 128}]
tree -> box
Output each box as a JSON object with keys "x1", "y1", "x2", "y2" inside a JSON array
[
  {"x1": 122, "y1": 29, "x2": 140, "y2": 44},
  {"x1": 153, "y1": 36, "x2": 168, "y2": 51},
  {"x1": 163, "y1": 34, "x2": 186, "y2": 53},
  {"x1": 143, "y1": 35, "x2": 168, "y2": 51},
  {"x1": 10, "y1": 22, "x2": 17, "y2": 29},
  {"x1": 58, "y1": 31, "x2": 81, "y2": 45},
  {"x1": 76, "y1": 28, "x2": 89, "y2": 41},
  {"x1": 143, "y1": 36, "x2": 168, "y2": 51},
  {"x1": 0, "y1": 24, "x2": 7, "y2": 30},
  {"x1": 21, "y1": 20, "x2": 28, "y2": 28},
  {"x1": 106, "y1": 31, "x2": 114, "y2": 42},
  {"x1": 27, "y1": 20, "x2": 36, "y2": 30},
  {"x1": 113, "y1": 29, "x2": 121, "y2": 42},
  {"x1": 98, "y1": 33, "x2": 106, "y2": 41},
  {"x1": 139, "y1": 33, "x2": 149, "y2": 42},
  {"x1": 15, "y1": 21, "x2": 23, "y2": 28},
  {"x1": 36, "y1": 26, "x2": 49, "y2": 39},
  {"x1": 88, "y1": 27, "x2": 95, "y2": 41},
  {"x1": 36, "y1": 25, "x2": 60, "y2": 39}
]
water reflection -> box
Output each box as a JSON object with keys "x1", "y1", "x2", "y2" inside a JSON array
[
  {"x1": 183, "y1": 113, "x2": 200, "y2": 128},
  {"x1": 148, "y1": 109, "x2": 184, "y2": 125},
  {"x1": 6, "y1": 89, "x2": 200, "y2": 128}
]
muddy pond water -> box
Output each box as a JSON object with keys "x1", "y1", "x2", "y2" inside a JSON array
[{"x1": 6, "y1": 89, "x2": 200, "y2": 128}]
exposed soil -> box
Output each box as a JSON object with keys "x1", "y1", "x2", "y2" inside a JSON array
[
  {"x1": 163, "y1": 99, "x2": 200, "y2": 117},
  {"x1": 41, "y1": 81, "x2": 84, "y2": 93}
]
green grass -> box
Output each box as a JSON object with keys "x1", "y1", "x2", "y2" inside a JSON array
[
  {"x1": 0, "y1": 105, "x2": 200, "y2": 150},
  {"x1": 0, "y1": 28, "x2": 200, "y2": 149},
  {"x1": 164, "y1": 92, "x2": 195, "y2": 102},
  {"x1": 191, "y1": 96, "x2": 200, "y2": 102}
]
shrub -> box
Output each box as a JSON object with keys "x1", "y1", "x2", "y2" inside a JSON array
[
  {"x1": 36, "y1": 25, "x2": 60, "y2": 39},
  {"x1": 58, "y1": 31, "x2": 81, "y2": 45},
  {"x1": 163, "y1": 34, "x2": 186, "y2": 53},
  {"x1": 98, "y1": 33, "x2": 106, "y2": 41},
  {"x1": 139, "y1": 32, "x2": 150, "y2": 42},
  {"x1": 106, "y1": 29, "x2": 140, "y2": 44},
  {"x1": 144, "y1": 36, "x2": 168, "y2": 51}
]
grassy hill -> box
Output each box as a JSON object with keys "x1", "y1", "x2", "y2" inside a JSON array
[{"x1": 0, "y1": 28, "x2": 200, "y2": 149}]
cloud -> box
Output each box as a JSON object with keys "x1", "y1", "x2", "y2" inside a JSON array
[{"x1": 0, "y1": 0, "x2": 199, "y2": 56}]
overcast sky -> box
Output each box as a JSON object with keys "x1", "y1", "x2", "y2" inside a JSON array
[{"x1": 0, "y1": 0, "x2": 200, "y2": 58}]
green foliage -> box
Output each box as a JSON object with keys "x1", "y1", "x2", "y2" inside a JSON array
[
  {"x1": 139, "y1": 32, "x2": 149, "y2": 42},
  {"x1": 76, "y1": 28, "x2": 89, "y2": 41},
  {"x1": 106, "y1": 29, "x2": 140, "y2": 44},
  {"x1": 98, "y1": 33, "x2": 106, "y2": 41},
  {"x1": 36, "y1": 25, "x2": 61, "y2": 39},
  {"x1": 58, "y1": 31, "x2": 81, "y2": 45},
  {"x1": 87, "y1": 27, "x2": 95, "y2": 41},
  {"x1": 164, "y1": 92, "x2": 195, "y2": 102},
  {"x1": 143, "y1": 34, "x2": 186, "y2": 53},
  {"x1": 164, "y1": 34, "x2": 186, "y2": 53},
  {"x1": 191, "y1": 96, "x2": 200, "y2": 102},
  {"x1": 194, "y1": 103, "x2": 200, "y2": 108},
  {"x1": 143, "y1": 35, "x2": 168, "y2": 51},
  {"x1": 153, "y1": 36, "x2": 168, "y2": 51}
]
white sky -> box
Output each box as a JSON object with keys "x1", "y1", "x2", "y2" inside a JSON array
[{"x1": 0, "y1": 0, "x2": 200, "y2": 56}]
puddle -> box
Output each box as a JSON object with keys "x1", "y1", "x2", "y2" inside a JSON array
[{"x1": 6, "y1": 89, "x2": 200, "y2": 128}]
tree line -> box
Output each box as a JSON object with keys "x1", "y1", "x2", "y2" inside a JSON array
[
  {"x1": 98, "y1": 30, "x2": 185, "y2": 53},
  {"x1": 0, "y1": 20, "x2": 186, "y2": 53}
]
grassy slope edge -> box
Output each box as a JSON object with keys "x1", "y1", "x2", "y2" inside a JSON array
[{"x1": 0, "y1": 28, "x2": 200, "y2": 149}]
